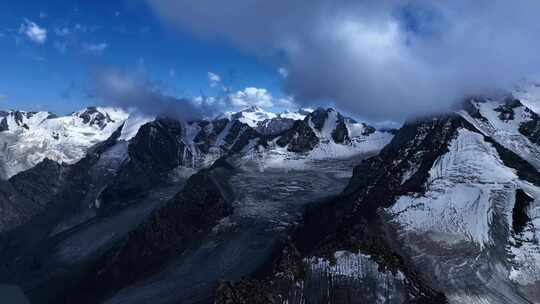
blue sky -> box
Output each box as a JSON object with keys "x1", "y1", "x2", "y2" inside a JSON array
[
  {"x1": 0, "y1": 0, "x2": 284, "y2": 114},
  {"x1": 2, "y1": 1, "x2": 539, "y2": 122}
]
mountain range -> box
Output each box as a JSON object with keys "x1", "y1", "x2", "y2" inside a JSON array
[{"x1": 0, "y1": 85, "x2": 540, "y2": 304}]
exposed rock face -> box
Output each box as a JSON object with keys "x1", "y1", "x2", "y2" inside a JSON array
[
  {"x1": 10, "y1": 158, "x2": 68, "y2": 208},
  {"x1": 0, "y1": 158, "x2": 68, "y2": 233},
  {"x1": 309, "y1": 108, "x2": 330, "y2": 132},
  {"x1": 331, "y1": 117, "x2": 350, "y2": 144},
  {"x1": 76, "y1": 107, "x2": 115, "y2": 129},
  {"x1": 129, "y1": 118, "x2": 187, "y2": 172},
  {"x1": 193, "y1": 118, "x2": 229, "y2": 153},
  {"x1": 215, "y1": 242, "x2": 305, "y2": 304},
  {"x1": 0, "y1": 117, "x2": 8, "y2": 131},
  {"x1": 276, "y1": 120, "x2": 320, "y2": 153},
  {"x1": 13, "y1": 111, "x2": 33, "y2": 128},
  {"x1": 215, "y1": 280, "x2": 277, "y2": 304},
  {"x1": 493, "y1": 98, "x2": 522, "y2": 121},
  {"x1": 512, "y1": 189, "x2": 533, "y2": 236},
  {"x1": 346, "y1": 115, "x2": 464, "y2": 212},
  {"x1": 222, "y1": 120, "x2": 260, "y2": 152},
  {"x1": 100, "y1": 119, "x2": 192, "y2": 203},
  {"x1": 256, "y1": 117, "x2": 296, "y2": 136},
  {"x1": 77, "y1": 163, "x2": 234, "y2": 302}
]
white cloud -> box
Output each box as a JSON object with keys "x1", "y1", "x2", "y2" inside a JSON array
[
  {"x1": 19, "y1": 19, "x2": 47, "y2": 44},
  {"x1": 91, "y1": 67, "x2": 210, "y2": 120},
  {"x1": 82, "y1": 42, "x2": 108, "y2": 55},
  {"x1": 208, "y1": 72, "x2": 222, "y2": 88},
  {"x1": 229, "y1": 87, "x2": 274, "y2": 108}
]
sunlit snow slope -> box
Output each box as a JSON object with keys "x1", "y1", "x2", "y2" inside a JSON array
[{"x1": 0, "y1": 107, "x2": 128, "y2": 179}]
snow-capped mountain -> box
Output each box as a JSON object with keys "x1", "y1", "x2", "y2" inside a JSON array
[
  {"x1": 263, "y1": 107, "x2": 393, "y2": 164},
  {"x1": 113, "y1": 106, "x2": 394, "y2": 173},
  {"x1": 0, "y1": 105, "x2": 389, "y2": 181},
  {"x1": 217, "y1": 105, "x2": 311, "y2": 135},
  {"x1": 218, "y1": 105, "x2": 279, "y2": 127},
  {"x1": 277, "y1": 95, "x2": 540, "y2": 304},
  {"x1": 0, "y1": 104, "x2": 392, "y2": 231},
  {"x1": 0, "y1": 107, "x2": 128, "y2": 179},
  {"x1": 6, "y1": 93, "x2": 540, "y2": 303}
]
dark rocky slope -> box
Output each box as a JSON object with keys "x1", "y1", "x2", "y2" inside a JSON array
[{"x1": 50, "y1": 160, "x2": 235, "y2": 304}]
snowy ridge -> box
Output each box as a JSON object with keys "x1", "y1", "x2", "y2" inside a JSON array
[
  {"x1": 118, "y1": 113, "x2": 154, "y2": 141},
  {"x1": 0, "y1": 110, "x2": 55, "y2": 131},
  {"x1": 0, "y1": 107, "x2": 129, "y2": 179},
  {"x1": 132, "y1": 106, "x2": 395, "y2": 172},
  {"x1": 0, "y1": 104, "x2": 390, "y2": 179},
  {"x1": 234, "y1": 108, "x2": 393, "y2": 170},
  {"x1": 460, "y1": 97, "x2": 540, "y2": 169},
  {"x1": 217, "y1": 106, "x2": 277, "y2": 128},
  {"x1": 218, "y1": 106, "x2": 312, "y2": 128}
]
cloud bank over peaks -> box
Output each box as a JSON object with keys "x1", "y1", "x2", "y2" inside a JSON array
[
  {"x1": 88, "y1": 67, "x2": 213, "y2": 121},
  {"x1": 89, "y1": 68, "x2": 296, "y2": 121},
  {"x1": 229, "y1": 87, "x2": 273, "y2": 108},
  {"x1": 206, "y1": 71, "x2": 298, "y2": 110},
  {"x1": 147, "y1": 0, "x2": 540, "y2": 120}
]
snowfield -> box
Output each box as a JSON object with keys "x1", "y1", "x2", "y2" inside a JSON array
[
  {"x1": 388, "y1": 127, "x2": 540, "y2": 303},
  {"x1": 0, "y1": 107, "x2": 128, "y2": 179}
]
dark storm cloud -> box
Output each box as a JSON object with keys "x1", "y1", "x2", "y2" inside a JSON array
[
  {"x1": 146, "y1": 0, "x2": 540, "y2": 120},
  {"x1": 89, "y1": 67, "x2": 215, "y2": 120}
]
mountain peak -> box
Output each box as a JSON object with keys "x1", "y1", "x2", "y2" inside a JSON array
[
  {"x1": 242, "y1": 105, "x2": 265, "y2": 113},
  {"x1": 72, "y1": 106, "x2": 129, "y2": 129}
]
